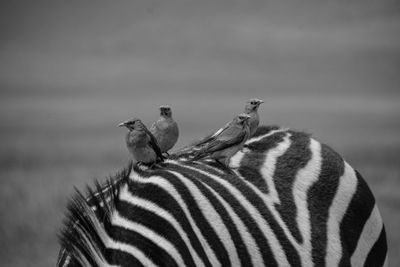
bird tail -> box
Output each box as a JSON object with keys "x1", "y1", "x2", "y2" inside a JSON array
[
  {"x1": 191, "y1": 150, "x2": 207, "y2": 161},
  {"x1": 157, "y1": 154, "x2": 165, "y2": 162}
]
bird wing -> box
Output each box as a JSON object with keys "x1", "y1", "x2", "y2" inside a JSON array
[
  {"x1": 192, "y1": 120, "x2": 232, "y2": 146},
  {"x1": 143, "y1": 126, "x2": 164, "y2": 162},
  {"x1": 203, "y1": 128, "x2": 247, "y2": 154},
  {"x1": 149, "y1": 121, "x2": 157, "y2": 133}
]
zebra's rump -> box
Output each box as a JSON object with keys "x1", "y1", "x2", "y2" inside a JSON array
[{"x1": 58, "y1": 126, "x2": 387, "y2": 267}]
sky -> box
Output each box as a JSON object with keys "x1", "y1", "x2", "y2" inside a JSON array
[{"x1": 1, "y1": 0, "x2": 399, "y2": 99}]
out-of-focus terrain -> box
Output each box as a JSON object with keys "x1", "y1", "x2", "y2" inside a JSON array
[
  {"x1": 1, "y1": 92, "x2": 399, "y2": 266},
  {"x1": 1, "y1": 1, "x2": 399, "y2": 266}
]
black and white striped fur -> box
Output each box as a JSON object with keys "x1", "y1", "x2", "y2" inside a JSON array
[{"x1": 57, "y1": 125, "x2": 388, "y2": 267}]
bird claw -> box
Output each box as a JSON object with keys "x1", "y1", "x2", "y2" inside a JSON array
[
  {"x1": 136, "y1": 162, "x2": 149, "y2": 171},
  {"x1": 225, "y1": 168, "x2": 235, "y2": 175},
  {"x1": 151, "y1": 163, "x2": 163, "y2": 169},
  {"x1": 135, "y1": 161, "x2": 163, "y2": 170},
  {"x1": 214, "y1": 160, "x2": 235, "y2": 175},
  {"x1": 240, "y1": 147, "x2": 251, "y2": 153}
]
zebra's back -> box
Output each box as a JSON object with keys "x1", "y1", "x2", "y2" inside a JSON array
[{"x1": 58, "y1": 126, "x2": 388, "y2": 267}]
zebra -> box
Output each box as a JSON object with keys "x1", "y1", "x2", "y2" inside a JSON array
[{"x1": 57, "y1": 125, "x2": 388, "y2": 267}]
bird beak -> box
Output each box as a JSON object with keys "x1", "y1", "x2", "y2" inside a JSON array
[
  {"x1": 118, "y1": 122, "x2": 126, "y2": 127},
  {"x1": 259, "y1": 100, "x2": 264, "y2": 104}
]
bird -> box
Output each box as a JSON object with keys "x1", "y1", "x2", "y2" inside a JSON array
[
  {"x1": 189, "y1": 98, "x2": 264, "y2": 148},
  {"x1": 150, "y1": 105, "x2": 179, "y2": 155},
  {"x1": 191, "y1": 113, "x2": 251, "y2": 169},
  {"x1": 118, "y1": 118, "x2": 164, "y2": 166},
  {"x1": 244, "y1": 98, "x2": 264, "y2": 137}
]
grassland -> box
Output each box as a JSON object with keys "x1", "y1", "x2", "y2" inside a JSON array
[{"x1": 0, "y1": 91, "x2": 399, "y2": 266}]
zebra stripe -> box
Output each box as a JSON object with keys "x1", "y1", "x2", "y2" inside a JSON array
[
  {"x1": 113, "y1": 210, "x2": 187, "y2": 267},
  {"x1": 57, "y1": 125, "x2": 388, "y2": 267},
  {"x1": 351, "y1": 205, "x2": 383, "y2": 266},
  {"x1": 199, "y1": 176, "x2": 261, "y2": 266},
  {"x1": 326, "y1": 162, "x2": 358, "y2": 266},
  {"x1": 365, "y1": 226, "x2": 387, "y2": 267},
  {"x1": 168, "y1": 161, "x2": 287, "y2": 266},
  {"x1": 292, "y1": 138, "x2": 322, "y2": 266},
  {"x1": 119, "y1": 185, "x2": 206, "y2": 267},
  {"x1": 129, "y1": 171, "x2": 219, "y2": 266},
  {"x1": 169, "y1": 170, "x2": 241, "y2": 266}
]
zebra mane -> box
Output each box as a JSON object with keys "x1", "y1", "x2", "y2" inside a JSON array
[{"x1": 58, "y1": 162, "x2": 133, "y2": 267}]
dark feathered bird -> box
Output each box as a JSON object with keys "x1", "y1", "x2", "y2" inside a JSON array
[
  {"x1": 192, "y1": 113, "x2": 251, "y2": 168},
  {"x1": 150, "y1": 106, "x2": 179, "y2": 154},
  {"x1": 191, "y1": 98, "x2": 264, "y2": 148},
  {"x1": 118, "y1": 118, "x2": 164, "y2": 166},
  {"x1": 244, "y1": 98, "x2": 264, "y2": 137}
]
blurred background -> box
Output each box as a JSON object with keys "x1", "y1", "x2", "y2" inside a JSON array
[{"x1": 0, "y1": 0, "x2": 399, "y2": 266}]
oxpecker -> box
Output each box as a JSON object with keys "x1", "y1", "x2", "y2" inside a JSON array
[
  {"x1": 150, "y1": 106, "x2": 179, "y2": 155},
  {"x1": 244, "y1": 98, "x2": 264, "y2": 137},
  {"x1": 192, "y1": 98, "x2": 264, "y2": 148},
  {"x1": 118, "y1": 118, "x2": 164, "y2": 166},
  {"x1": 192, "y1": 113, "x2": 251, "y2": 168}
]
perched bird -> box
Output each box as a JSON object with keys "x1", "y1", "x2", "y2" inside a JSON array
[
  {"x1": 192, "y1": 113, "x2": 251, "y2": 168},
  {"x1": 150, "y1": 106, "x2": 179, "y2": 155},
  {"x1": 244, "y1": 98, "x2": 264, "y2": 137},
  {"x1": 189, "y1": 98, "x2": 264, "y2": 148},
  {"x1": 118, "y1": 118, "x2": 164, "y2": 166}
]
